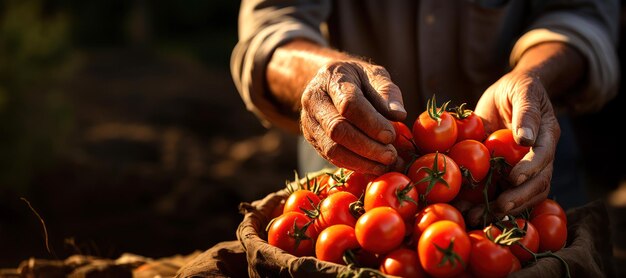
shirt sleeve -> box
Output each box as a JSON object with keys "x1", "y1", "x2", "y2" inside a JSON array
[
  {"x1": 509, "y1": 0, "x2": 620, "y2": 114},
  {"x1": 231, "y1": 0, "x2": 331, "y2": 132}
]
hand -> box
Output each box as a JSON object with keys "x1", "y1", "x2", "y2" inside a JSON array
[
  {"x1": 300, "y1": 60, "x2": 407, "y2": 175},
  {"x1": 467, "y1": 70, "x2": 561, "y2": 226}
]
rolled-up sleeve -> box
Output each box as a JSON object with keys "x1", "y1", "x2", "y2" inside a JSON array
[
  {"x1": 231, "y1": 0, "x2": 330, "y2": 132},
  {"x1": 509, "y1": 0, "x2": 620, "y2": 114}
]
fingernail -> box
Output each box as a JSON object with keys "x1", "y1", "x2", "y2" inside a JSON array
[
  {"x1": 378, "y1": 130, "x2": 394, "y2": 144},
  {"x1": 388, "y1": 101, "x2": 406, "y2": 113},
  {"x1": 516, "y1": 174, "x2": 528, "y2": 185},
  {"x1": 517, "y1": 127, "x2": 534, "y2": 142},
  {"x1": 504, "y1": 202, "x2": 515, "y2": 212}
]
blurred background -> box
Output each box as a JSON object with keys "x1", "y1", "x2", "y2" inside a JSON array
[
  {"x1": 0, "y1": 0, "x2": 299, "y2": 267},
  {"x1": 0, "y1": 0, "x2": 625, "y2": 273}
]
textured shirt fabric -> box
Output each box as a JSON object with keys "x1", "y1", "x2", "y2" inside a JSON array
[{"x1": 231, "y1": 0, "x2": 619, "y2": 133}]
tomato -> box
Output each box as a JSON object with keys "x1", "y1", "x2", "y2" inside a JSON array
[
  {"x1": 379, "y1": 248, "x2": 425, "y2": 278},
  {"x1": 455, "y1": 179, "x2": 496, "y2": 205},
  {"x1": 531, "y1": 214, "x2": 567, "y2": 252},
  {"x1": 327, "y1": 168, "x2": 374, "y2": 198},
  {"x1": 267, "y1": 212, "x2": 316, "y2": 257},
  {"x1": 355, "y1": 207, "x2": 405, "y2": 254},
  {"x1": 509, "y1": 255, "x2": 521, "y2": 274},
  {"x1": 364, "y1": 172, "x2": 418, "y2": 220},
  {"x1": 484, "y1": 129, "x2": 530, "y2": 166},
  {"x1": 506, "y1": 218, "x2": 539, "y2": 263},
  {"x1": 468, "y1": 232, "x2": 515, "y2": 278},
  {"x1": 450, "y1": 103, "x2": 486, "y2": 142},
  {"x1": 418, "y1": 220, "x2": 470, "y2": 278},
  {"x1": 314, "y1": 192, "x2": 359, "y2": 232},
  {"x1": 531, "y1": 199, "x2": 567, "y2": 224},
  {"x1": 315, "y1": 224, "x2": 360, "y2": 264},
  {"x1": 413, "y1": 203, "x2": 465, "y2": 244},
  {"x1": 407, "y1": 152, "x2": 461, "y2": 203},
  {"x1": 283, "y1": 190, "x2": 321, "y2": 215},
  {"x1": 448, "y1": 140, "x2": 490, "y2": 183},
  {"x1": 302, "y1": 173, "x2": 331, "y2": 199},
  {"x1": 412, "y1": 95, "x2": 458, "y2": 153},
  {"x1": 392, "y1": 121, "x2": 417, "y2": 160}
]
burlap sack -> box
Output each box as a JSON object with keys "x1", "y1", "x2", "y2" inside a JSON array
[{"x1": 177, "y1": 190, "x2": 615, "y2": 278}]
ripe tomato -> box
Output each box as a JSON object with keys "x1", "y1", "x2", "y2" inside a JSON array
[
  {"x1": 468, "y1": 233, "x2": 515, "y2": 278},
  {"x1": 450, "y1": 103, "x2": 486, "y2": 142},
  {"x1": 509, "y1": 255, "x2": 521, "y2": 274},
  {"x1": 392, "y1": 121, "x2": 417, "y2": 160},
  {"x1": 327, "y1": 168, "x2": 374, "y2": 198},
  {"x1": 413, "y1": 203, "x2": 465, "y2": 244},
  {"x1": 418, "y1": 220, "x2": 470, "y2": 278},
  {"x1": 355, "y1": 207, "x2": 405, "y2": 254},
  {"x1": 484, "y1": 129, "x2": 530, "y2": 166},
  {"x1": 283, "y1": 190, "x2": 321, "y2": 215},
  {"x1": 314, "y1": 191, "x2": 359, "y2": 232},
  {"x1": 303, "y1": 173, "x2": 331, "y2": 199},
  {"x1": 531, "y1": 214, "x2": 567, "y2": 252},
  {"x1": 412, "y1": 96, "x2": 458, "y2": 153},
  {"x1": 455, "y1": 179, "x2": 496, "y2": 205},
  {"x1": 448, "y1": 140, "x2": 490, "y2": 182},
  {"x1": 315, "y1": 224, "x2": 360, "y2": 264},
  {"x1": 364, "y1": 172, "x2": 418, "y2": 220},
  {"x1": 506, "y1": 218, "x2": 539, "y2": 263},
  {"x1": 531, "y1": 199, "x2": 567, "y2": 224},
  {"x1": 267, "y1": 212, "x2": 316, "y2": 257},
  {"x1": 379, "y1": 248, "x2": 425, "y2": 278},
  {"x1": 407, "y1": 152, "x2": 461, "y2": 203}
]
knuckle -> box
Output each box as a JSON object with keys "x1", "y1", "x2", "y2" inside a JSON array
[
  {"x1": 334, "y1": 90, "x2": 358, "y2": 116},
  {"x1": 327, "y1": 117, "x2": 350, "y2": 142},
  {"x1": 323, "y1": 142, "x2": 341, "y2": 159}
]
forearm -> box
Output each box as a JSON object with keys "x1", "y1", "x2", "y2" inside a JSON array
[
  {"x1": 512, "y1": 42, "x2": 587, "y2": 99},
  {"x1": 266, "y1": 39, "x2": 357, "y2": 116}
]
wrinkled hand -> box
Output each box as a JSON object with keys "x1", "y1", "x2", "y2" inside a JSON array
[
  {"x1": 468, "y1": 70, "x2": 561, "y2": 226},
  {"x1": 300, "y1": 61, "x2": 407, "y2": 175}
]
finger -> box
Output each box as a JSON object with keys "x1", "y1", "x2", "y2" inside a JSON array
[
  {"x1": 451, "y1": 199, "x2": 474, "y2": 216},
  {"x1": 301, "y1": 111, "x2": 389, "y2": 175},
  {"x1": 509, "y1": 81, "x2": 543, "y2": 146},
  {"x1": 326, "y1": 74, "x2": 397, "y2": 145},
  {"x1": 465, "y1": 186, "x2": 549, "y2": 227},
  {"x1": 496, "y1": 164, "x2": 552, "y2": 214},
  {"x1": 360, "y1": 65, "x2": 407, "y2": 121},
  {"x1": 307, "y1": 87, "x2": 398, "y2": 166},
  {"x1": 509, "y1": 115, "x2": 560, "y2": 186}
]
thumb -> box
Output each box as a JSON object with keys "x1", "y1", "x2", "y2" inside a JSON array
[{"x1": 510, "y1": 87, "x2": 543, "y2": 146}]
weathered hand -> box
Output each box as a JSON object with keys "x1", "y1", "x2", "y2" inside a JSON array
[
  {"x1": 468, "y1": 70, "x2": 561, "y2": 226},
  {"x1": 300, "y1": 61, "x2": 407, "y2": 175}
]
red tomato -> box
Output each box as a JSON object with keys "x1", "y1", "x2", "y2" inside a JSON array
[
  {"x1": 418, "y1": 220, "x2": 470, "y2": 278},
  {"x1": 484, "y1": 129, "x2": 530, "y2": 166},
  {"x1": 468, "y1": 234, "x2": 515, "y2": 278},
  {"x1": 379, "y1": 248, "x2": 425, "y2": 278},
  {"x1": 392, "y1": 121, "x2": 417, "y2": 160},
  {"x1": 509, "y1": 255, "x2": 521, "y2": 274},
  {"x1": 327, "y1": 168, "x2": 374, "y2": 198},
  {"x1": 450, "y1": 103, "x2": 486, "y2": 142},
  {"x1": 314, "y1": 192, "x2": 359, "y2": 232},
  {"x1": 506, "y1": 218, "x2": 539, "y2": 263},
  {"x1": 267, "y1": 212, "x2": 316, "y2": 257},
  {"x1": 455, "y1": 179, "x2": 496, "y2": 205},
  {"x1": 364, "y1": 172, "x2": 418, "y2": 220},
  {"x1": 531, "y1": 199, "x2": 567, "y2": 224},
  {"x1": 283, "y1": 190, "x2": 321, "y2": 215},
  {"x1": 448, "y1": 140, "x2": 490, "y2": 182},
  {"x1": 407, "y1": 152, "x2": 462, "y2": 203},
  {"x1": 531, "y1": 214, "x2": 567, "y2": 252},
  {"x1": 355, "y1": 207, "x2": 405, "y2": 254},
  {"x1": 413, "y1": 203, "x2": 465, "y2": 244},
  {"x1": 315, "y1": 224, "x2": 360, "y2": 264},
  {"x1": 412, "y1": 96, "x2": 458, "y2": 153}
]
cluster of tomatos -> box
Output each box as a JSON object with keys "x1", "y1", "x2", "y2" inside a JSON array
[{"x1": 267, "y1": 96, "x2": 569, "y2": 278}]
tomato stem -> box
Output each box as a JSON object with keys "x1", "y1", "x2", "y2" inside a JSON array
[
  {"x1": 433, "y1": 238, "x2": 466, "y2": 269},
  {"x1": 517, "y1": 243, "x2": 571, "y2": 278},
  {"x1": 395, "y1": 181, "x2": 418, "y2": 206},
  {"x1": 426, "y1": 94, "x2": 451, "y2": 126},
  {"x1": 415, "y1": 152, "x2": 450, "y2": 199},
  {"x1": 449, "y1": 103, "x2": 473, "y2": 120}
]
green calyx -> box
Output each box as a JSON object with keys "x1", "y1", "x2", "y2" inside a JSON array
[
  {"x1": 433, "y1": 238, "x2": 466, "y2": 269},
  {"x1": 287, "y1": 218, "x2": 315, "y2": 252},
  {"x1": 415, "y1": 152, "x2": 449, "y2": 200},
  {"x1": 395, "y1": 181, "x2": 418, "y2": 207},
  {"x1": 426, "y1": 94, "x2": 451, "y2": 126},
  {"x1": 449, "y1": 102, "x2": 473, "y2": 120}
]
